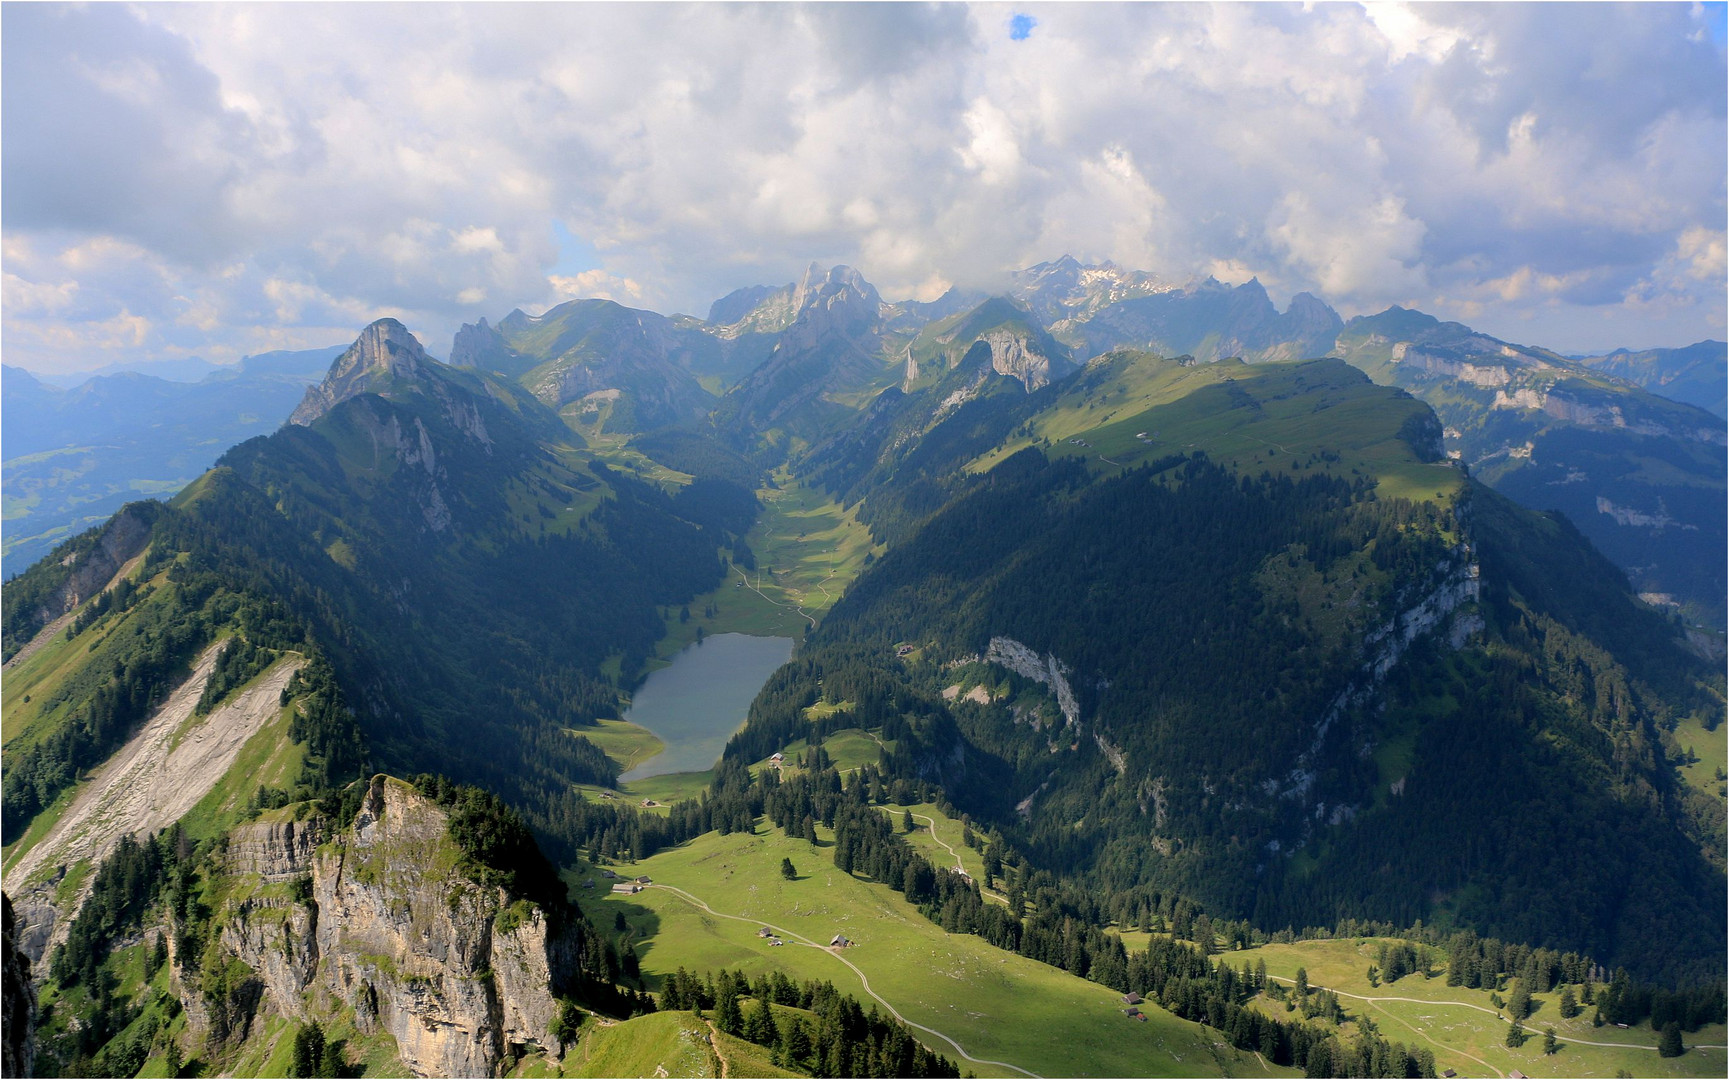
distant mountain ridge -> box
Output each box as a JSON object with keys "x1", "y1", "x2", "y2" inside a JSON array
[
  {"x1": 1, "y1": 346, "x2": 342, "y2": 577},
  {"x1": 1334, "y1": 307, "x2": 1726, "y2": 625},
  {"x1": 1573, "y1": 340, "x2": 1727, "y2": 419}
]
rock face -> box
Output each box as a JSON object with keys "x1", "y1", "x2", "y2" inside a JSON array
[
  {"x1": 717, "y1": 264, "x2": 894, "y2": 438},
  {"x1": 291, "y1": 319, "x2": 438, "y2": 426},
  {"x1": 1058, "y1": 276, "x2": 1343, "y2": 363},
  {"x1": 985, "y1": 637, "x2": 1081, "y2": 727},
  {"x1": 976, "y1": 328, "x2": 1073, "y2": 392},
  {"x1": 181, "y1": 778, "x2": 573, "y2": 1077},
  {"x1": 914, "y1": 297, "x2": 1077, "y2": 394},
  {"x1": 3, "y1": 895, "x2": 36, "y2": 1080},
  {"x1": 6, "y1": 502, "x2": 155, "y2": 670},
  {"x1": 1010, "y1": 255, "x2": 1175, "y2": 324},
  {"x1": 449, "y1": 300, "x2": 719, "y2": 431}
]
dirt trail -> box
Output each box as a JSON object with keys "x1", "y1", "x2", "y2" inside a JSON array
[
  {"x1": 878, "y1": 808, "x2": 1009, "y2": 904},
  {"x1": 734, "y1": 565, "x2": 817, "y2": 628},
  {"x1": 7, "y1": 645, "x2": 303, "y2": 964},
  {"x1": 648, "y1": 882, "x2": 1041, "y2": 1078},
  {"x1": 1267, "y1": 975, "x2": 1728, "y2": 1058},
  {"x1": 703, "y1": 1020, "x2": 731, "y2": 1078}
]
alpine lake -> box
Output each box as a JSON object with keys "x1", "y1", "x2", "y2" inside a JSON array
[{"x1": 617, "y1": 633, "x2": 795, "y2": 784}]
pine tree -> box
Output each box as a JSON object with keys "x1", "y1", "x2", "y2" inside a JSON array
[
  {"x1": 781, "y1": 857, "x2": 797, "y2": 880},
  {"x1": 902, "y1": 809, "x2": 915, "y2": 832},
  {"x1": 1508, "y1": 979, "x2": 1532, "y2": 1021},
  {"x1": 1658, "y1": 1022, "x2": 1684, "y2": 1058},
  {"x1": 1543, "y1": 1027, "x2": 1559, "y2": 1055},
  {"x1": 715, "y1": 988, "x2": 743, "y2": 1037},
  {"x1": 1505, "y1": 1021, "x2": 1526, "y2": 1048},
  {"x1": 291, "y1": 1022, "x2": 325, "y2": 1078},
  {"x1": 1559, "y1": 985, "x2": 1579, "y2": 1018},
  {"x1": 743, "y1": 997, "x2": 775, "y2": 1045}
]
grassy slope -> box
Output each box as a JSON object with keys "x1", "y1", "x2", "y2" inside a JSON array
[
  {"x1": 1, "y1": 559, "x2": 167, "y2": 749},
  {"x1": 598, "y1": 825, "x2": 1291, "y2": 1079},
  {"x1": 967, "y1": 354, "x2": 1462, "y2": 507},
  {"x1": 576, "y1": 718, "x2": 667, "y2": 775},
  {"x1": 647, "y1": 471, "x2": 880, "y2": 668},
  {"x1": 1674, "y1": 713, "x2": 1728, "y2": 798},
  {"x1": 1230, "y1": 938, "x2": 1726, "y2": 1079}
]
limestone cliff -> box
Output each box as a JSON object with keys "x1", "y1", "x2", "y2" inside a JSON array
[
  {"x1": 2, "y1": 895, "x2": 36, "y2": 1079},
  {"x1": 290, "y1": 319, "x2": 439, "y2": 426},
  {"x1": 177, "y1": 777, "x2": 575, "y2": 1077}
]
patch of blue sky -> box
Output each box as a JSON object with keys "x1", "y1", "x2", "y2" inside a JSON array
[
  {"x1": 1008, "y1": 13, "x2": 1037, "y2": 41},
  {"x1": 1702, "y1": 1, "x2": 1727, "y2": 49},
  {"x1": 551, "y1": 220, "x2": 599, "y2": 276}
]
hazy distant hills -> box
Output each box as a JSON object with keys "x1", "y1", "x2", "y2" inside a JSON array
[
  {"x1": 11, "y1": 259, "x2": 1723, "y2": 627},
  {"x1": 1573, "y1": 340, "x2": 1727, "y2": 419},
  {"x1": 1334, "y1": 309, "x2": 1726, "y2": 626},
  {"x1": 1, "y1": 347, "x2": 341, "y2": 577}
]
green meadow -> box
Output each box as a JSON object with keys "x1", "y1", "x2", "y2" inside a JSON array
[
  {"x1": 967, "y1": 355, "x2": 1463, "y2": 508},
  {"x1": 594, "y1": 825, "x2": 1291, "y2": 1079},
  {"x1": 574, "y1": 718, "x2": 666, "y2": 775},
  {"x1": 1673, "y1": 712, "x2": 1727, "y2": 798},
  {"x1": 646, "y1": 473, "x2": 879, "y2": 665},
  {"x1": 1230, "y1": 938, "x2": 1726, "y2": 1079}
]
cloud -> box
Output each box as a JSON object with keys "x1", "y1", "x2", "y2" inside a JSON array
[
  {"x1": 2, "y1": 1, "x2": 1723, "y2": 373},
  {"x1": 548, "y1": 270, "x2": 644, "y2": 306}
]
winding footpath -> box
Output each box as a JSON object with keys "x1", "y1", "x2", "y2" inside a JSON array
[
  {"x1": 1266, "y1": 974, "x2": 1727, "y2": 1065},
  {"x1": 734, "y1": 564, "x2": 817, "y2": 628},
  {"x1": 646, "y1": 883, "x2": 1041, "y2": 1079},
  {"x1": 875, "y1": 808, "x2": 1009, "y2": 904}
]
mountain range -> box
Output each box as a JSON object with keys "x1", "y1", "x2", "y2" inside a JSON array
[
  {"x1": 2, "y1": 258, "x2": 1723, "y2": 1078},
  {"x1": 1, "y1": 348, "x2": 343, "y2": 577}
]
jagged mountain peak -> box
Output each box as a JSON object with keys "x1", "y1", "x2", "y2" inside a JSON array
[
  {"x1": 907, "y1": 295, "x2": 1075, "y2": 392},
  {"x1": 289, "y1": 318, "x2": 437, "y2": 426},
  {"x1": 1011, "y1": 256, "x2": 1175, "y2": 323},
  {"x1": 792, "y1": 263, "x2": 882, "y2": 314}
]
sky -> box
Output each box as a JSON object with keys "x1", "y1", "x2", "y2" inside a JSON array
[{"x1": 3, "y1": 2, "x2": 1725, "y2": 375}]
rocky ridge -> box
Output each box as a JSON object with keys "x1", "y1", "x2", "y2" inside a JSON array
[
  {"x1": 179, "y1": 777, "x2": 573, "y2": 1077},
  {"x1": 290, "y1": 319, "x2": 438, "y2": 426}
]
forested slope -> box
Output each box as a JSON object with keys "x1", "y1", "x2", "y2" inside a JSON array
[{"x1": 724, "y1": 354, "x2": 1726, "y2": 983}]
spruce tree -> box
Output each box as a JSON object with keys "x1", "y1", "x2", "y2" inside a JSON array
[
  {"x1": 1658, "y1": 1022, "x2": 1684, "y2": 1058},
  {"x1": 291, "y1": 1022, "x2": 325, "y2": 1078},
  {"x1": 780, "y1": 857, "x2": 797, "y2": 880},
  {"x1": 1508, "y1": 979, "x2": 1532, "y2": 1021},
  {"x1": 1559, "y1": 985, "x2": 1579, "y2": 1018},
  {"x1": 1543, "y1": 1027, "x2": 1559, "y2": 1055},
  {"x1": 1505, "y1": 1020, "x2": 1526, "y2": 1048}
]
